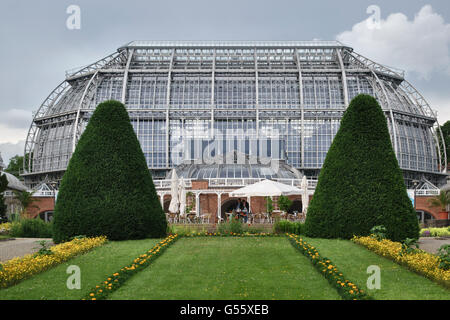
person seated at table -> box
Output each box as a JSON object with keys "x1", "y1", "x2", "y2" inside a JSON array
[
  {"x1": 241, "y1": 199, "x2": 249, "y2": 223},
  {"x1": 236, "y1": 198, "x2": 242, "y2": 211}
]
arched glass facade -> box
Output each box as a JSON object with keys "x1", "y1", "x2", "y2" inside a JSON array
[{"x1": 23, "y1": 41, "x2": 447, "y2": 188}]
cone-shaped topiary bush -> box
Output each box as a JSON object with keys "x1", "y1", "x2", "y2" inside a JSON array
[
  {"x1": 53, "y1": 100, "x2": 167, "y2": 243},
  {"x1": 304, "y1": 94, "x2": 419, "y2": 242}
]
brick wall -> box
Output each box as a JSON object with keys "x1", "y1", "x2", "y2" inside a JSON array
[{"x1": 26, "y1": 197, "x2": 55, "y2": 219}]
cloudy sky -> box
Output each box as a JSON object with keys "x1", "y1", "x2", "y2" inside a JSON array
[{"x1": 0, "y1": 0, "x2": 449, "y2": 165}]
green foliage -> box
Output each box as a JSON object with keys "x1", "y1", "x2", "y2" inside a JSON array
[
  {"x1": 34, "y1": 240, "x2": 53, "y2": 256},
  {"x1": 420, "y1": 227, "x2": 450, "y2": 237},
  {"x1": 273, "y1": 219, "x2": 304, "y2": 235},
  {"x1": 278, "y1": 195, "x2": 292, "y2": 213},
  {"x1": 217, "y1": 218, "x2": 244, "y2": 234},
  {"x1": 437, "y1": 121, "x2": 450, "y2": 166},
  {"x1": 13, "y1": 190, "x2": 36, "y2": 216},
  {"x1": 436, "y1": 244, "x2": 450, "y2": 271},
  {"x1": 427, "y1": 191, "x2": 450, "y2": 211},
  {"x1": 304, "y1": 95, "x2": 420, "y2": 242},
  {"x1": 399, "y1": 238, "x2": 420, "y2": 256},
  {"x1": 265, "y1": 196, "x2": 274, "y2": 214},
  {"x1": 370, "y1": 225, "x2": 387, "y2": 241},
  {"x1": 9, "y1": 219, "x2": 53, "y2": 238},
  {"x1": 53, "y1": 100, "x2": 167, "y2": 243},
  {"x1": 5, "y1": 155, "x2": 24, "y2": 178},
  {"x1": 0, "y1": 174, "x2": 8, "y2": 220}
]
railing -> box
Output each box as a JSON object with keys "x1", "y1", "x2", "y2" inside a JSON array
[
  {"x1": 153, "y1": 179, "x2": 193, "y2": 189},
  {"x1": 415, "y1": 189, "x2": 440, "y2": 196},
  {"x1": 32, "y1": 190, "x2": 55, "y2": 197},
  {"x1": 154, "y1": 178, "x2": 317, "y2": 190}
]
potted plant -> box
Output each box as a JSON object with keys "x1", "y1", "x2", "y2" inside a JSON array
[
  {"x1": 427, "y1": 190, "x2": 450, "y2": 220},
  {"x1": 278, "y1": 195, "x2": 292, "y2": 216}
]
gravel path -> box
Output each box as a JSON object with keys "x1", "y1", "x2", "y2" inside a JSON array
[
  {"x1": 418, "y1": 237, "x2": 450, "y2": 254},
  {"x1": 0, "y1": 238, "x2": 54, "y2": 263}
]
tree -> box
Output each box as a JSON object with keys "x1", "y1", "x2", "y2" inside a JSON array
[
  {"x1": 278, "y1": 195, "x2": 292, "y2": 213},
  {"x1": 0, "y1": 174, "x2": 8, "y2": 221},
  {"x1": 52, "y1": 100, "x2": 167, "y2": 243},
  {"x1": 438, "y1": 121, "x2": 450, "y2": 169},
  {"x1": 304, "y1": 94, "x2": 420, "y2": 242},
  {"x1": 5, "y1": 155, "x2": 24, "y2": 178},
  {"x1": 427, "y1": 190, "x2": 450, "y2": 212},
  {"x1": 13, "y1": 190, "x2": 36, "y2": 218}
]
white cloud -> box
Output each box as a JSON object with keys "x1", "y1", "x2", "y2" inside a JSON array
[
  {"x1": 426, "y1": 95, "x2": 450, "y2": 124},
  {"x1": 0, "y1": 108, "x2": 31, "y2": 145},
  {"x1": 0, "y1": 124, "x2": 28, "y2": 144},
  {"x1": 336, "y1": 5, "x2": 450, "y2": 79},
  {"x1": 0, "y1": 108, "x2": 32, "y2": 129},
  {"x1": 0, "y1": 140, "x2": 25, "y2": 167}
]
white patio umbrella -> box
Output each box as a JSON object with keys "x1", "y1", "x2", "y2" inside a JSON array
[
  {"x1": 301, "y1": 176, "x2": 309, "y2": 215},
  {"x1": 168, "y1": 169, "x2": 179, "y2": 214},
  {"x1": 229, "y1": 179, "x2": 302, "y2": 197},
  {"x1": 178, "y1": 177, "x2": 187, "y2": 218}
]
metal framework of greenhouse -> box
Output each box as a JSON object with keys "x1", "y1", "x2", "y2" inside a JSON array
[{"x1": 22, "y1": 40, "x2": 448, "y2": 191}]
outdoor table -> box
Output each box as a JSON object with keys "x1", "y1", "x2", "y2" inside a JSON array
[{"x1": 187, "y1": 213, "x2": 196, "y2": 223}]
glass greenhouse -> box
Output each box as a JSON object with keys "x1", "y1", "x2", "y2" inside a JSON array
[{"x1": 22, "y1": 41, "x2": 447, "y2": 189}]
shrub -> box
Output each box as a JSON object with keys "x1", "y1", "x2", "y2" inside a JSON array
[
  {"x1": 273, "y1": 220, "x2": 304, "y2": 235},
  {"x1": 0, "y1": 174, "x2": 8, "y2": 221},
  {"x1": 370, "y1": 225, "x2": 387, "y2": 241},
  {"x1": 305, "y1": 95, "x2": 420, "y2": 242},
  {"x1": 278, "y1": 195, "x2": 292, "y2": 213},
  {"x1": 437, "y1": 245, "x2": 450, "y2": 271},
  {"x1": 9, "y1": 219, "x2": 53, "y2": 238},
  {"x1": 217, "y1": 218, "x2": 244, "y2": 234},
  {"x1": 53, "y1": 100, "x2": 167, "y2": 243},
  {"x1": 420, "y1": 227, "x2": 450, "y2": 237}
]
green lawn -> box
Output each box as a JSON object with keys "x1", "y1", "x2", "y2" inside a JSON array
[
  {"x1": 0, "y1": 238, "x2": 161, "y2": 300},
  {"x1": 303, "y1": 237, "x2": 450, "y2": 300},
  {"x1": 1, "y1": 235, "x2": 448, "y2": 300},
  {"x1": 109, "y1": 237, "x2": 341, "y2": 300}
]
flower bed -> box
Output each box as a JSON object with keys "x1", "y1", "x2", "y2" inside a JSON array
[
  {"x1": 352, "y1": 236, "x2": 450, "y2": 288},
  {"x1": 183, "y1": 231, "x2": 276, "y2": 237},
  {"x1": 84, "y1": 234, "x2": 179, "y2": 300},
  {"x1": 287, "y1": 234, "x2": 371, "y2": 300},
  {"x1": 0, "y1": 236, "x2": 107, "y2": 288},
  {"x1": 420, "y1": 227, "x2": 450, "y2": 238},
  {"x1": 0, "y1": 222, "x2": 12, "y2": 234}
]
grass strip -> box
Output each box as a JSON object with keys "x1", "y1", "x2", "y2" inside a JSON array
[
  {"x1": 304, "y1": 237, "x2": 450, "y2": 300},
  {"x1": 84, "y1": 234, "x2": 179, "y2": 300},
  {"x1": 109, "y1": 236, "x2": 341, "y2": 300},
  {"x1": 0, "y1": 236, "x2": 107, "y2": 289},
  {"x1": 0, "y1": 238, "x2": 161, "y2": 300},
  {"x1": 352, "y1": 236, "x2": 450, "y2": 289},
  {"x1": 287, "y1": 233, "x2": 371, "y2": 300}
]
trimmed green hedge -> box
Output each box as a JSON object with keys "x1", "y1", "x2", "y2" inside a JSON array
[
  {"x1": 53, "y1": 100, "x2": 167, "y2": 243},
  {"x1": 304, "y1": 94, "x2": 419, "y2": 242}
]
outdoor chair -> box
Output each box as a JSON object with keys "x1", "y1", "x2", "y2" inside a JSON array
[
  {"x1": 168, "y1": 212, "x2": 178, "y2": 224},
  {"x1": 186, "y1": 212, "x2": 196, "y2": 223},
  {"x1": 178, "y1": 214, "x2": 187, "y2": 224},
  {"x1": 252, "y1": 213, "x2": 263, "y2": 224},
  {"x1": 200, "y1": 213, "x2": 212, "y2": 224}
]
